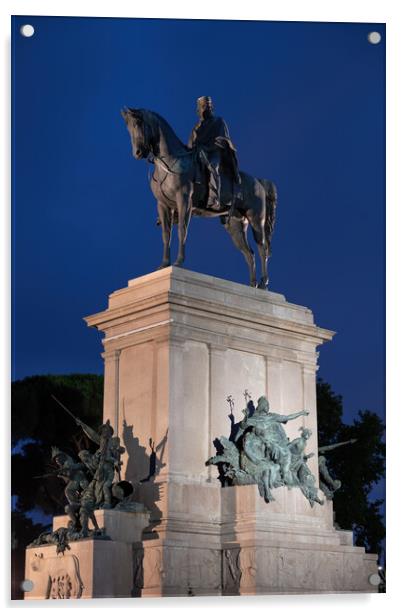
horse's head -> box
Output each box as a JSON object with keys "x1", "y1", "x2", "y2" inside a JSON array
[{"x1": 121, "y1": 107, "x2": 157, "y2": 160}]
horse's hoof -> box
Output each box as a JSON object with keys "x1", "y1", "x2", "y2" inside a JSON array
[
  {"x1": 173, "y1": 260, "x2": 184, "y2": 268},
  {"x1": 157, "y1": 262, "x2": 170, "y2": 270},
  {"x1": 257, "y1": 279, "x2": 268, "y2": 290}
]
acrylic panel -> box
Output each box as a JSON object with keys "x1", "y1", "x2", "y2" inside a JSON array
[{"x1": 12, "y1": 16, "x2": 385, "y2": 599}]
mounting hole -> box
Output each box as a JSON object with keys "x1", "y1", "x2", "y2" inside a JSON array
[
  {"x1": 368, "y1": 573, "x2": 381, "y2": 586},
  {"x1": 20, "y1": 24, "x2": 35, "y2": 38},
  {"x1": 21, "y1": 579, "x2": 34, "y2": 592},
  {"x1": 368, "y1": 31, "x2": 381, "y2": 45}
]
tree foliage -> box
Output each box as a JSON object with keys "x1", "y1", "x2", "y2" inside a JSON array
[
  {"x1": 11, "y1": 374, "x2": 104, "y2": 598},
  {"x1": 11, "y1": 376, "x2": 104, "y2": 539},
  {"x1": 316, "y1": 379, "x2": 385, "y2": 556},
  {"x1": 12, "y1": 373, "x2": 103, "y2": 446}
]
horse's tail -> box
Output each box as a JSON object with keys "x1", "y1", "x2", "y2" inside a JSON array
[{"x1": 258, "y1": 179, "x2": 277, "y2": 254}]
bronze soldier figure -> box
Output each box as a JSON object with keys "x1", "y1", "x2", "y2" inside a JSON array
[{"x1": 318, "y1": 439, "x2": 357, "y2": 499}]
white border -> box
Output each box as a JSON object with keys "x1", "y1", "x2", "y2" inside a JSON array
[{"x1": 2, "y1": 0, "x2": 400, "y2": 613}]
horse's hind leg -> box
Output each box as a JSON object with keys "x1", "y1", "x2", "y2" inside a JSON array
[
  {"x1": 174, "y1": 194, "x2": 192, "y2": 267},
  {"x1": 222, "y1": 216, "x2": 256, "y2": 287},
  {"x1": 249, "y1": 217, "x2": 269, "y2": 289}
]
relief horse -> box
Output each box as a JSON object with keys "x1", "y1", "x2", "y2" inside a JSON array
[{"x1": 121, "y1": 108, "x2": 277, "y2": 288}]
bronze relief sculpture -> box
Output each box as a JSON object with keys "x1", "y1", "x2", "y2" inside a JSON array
[{"x1": 206, "y1": 394, "x2": 323, "y2": 507}]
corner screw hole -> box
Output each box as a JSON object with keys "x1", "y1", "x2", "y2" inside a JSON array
[
  {"x1": 20, "y1": 24, "x2": 35, "y2": 38},
  {"x1": 368, "y1": 31, "x2": 381, "y2": 45},
  {"x1": 21, "y1": 579, "x2": 34, "y2": 592}
]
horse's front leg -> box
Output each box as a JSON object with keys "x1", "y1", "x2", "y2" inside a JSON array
[
  {"x1": 174, "y1": 192, "x2": 191, "y2": 267},
  {"x1": 157, "y1": 202, "x2": 172, "y2": 269}
]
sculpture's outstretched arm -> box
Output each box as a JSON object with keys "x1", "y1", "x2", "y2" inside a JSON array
[
  {"x1": 278, "y1": 410, "x2": 309, "y2": 423},
  {"x1": 318, "y1": 439, "x2": 357, "y2": 453}
]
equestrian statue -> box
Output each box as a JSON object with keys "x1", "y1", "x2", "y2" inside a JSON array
[{"x1": 121, "y1": 96, "x2": 277, "y2": 289}]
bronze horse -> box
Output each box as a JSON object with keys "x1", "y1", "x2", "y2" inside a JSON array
[{"x1": 121, "y1": 108, "x2": 277, "y2": 288}]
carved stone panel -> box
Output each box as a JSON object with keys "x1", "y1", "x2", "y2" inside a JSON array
[
  {"x1": 343, "y1": 552, "x2": 368, "y2": 591},
  {"x1": 143, "y1": 546, "x2": 164, "y2": 589},
  {"x1": 278, "y1": 548, "x2": 315, "y2": 591},
  {"x1": 239, "y1": 547, "x2": 257, "y2": 592},
  {"x1": 161, "y1": 546, "x2": 187, "y2": 590},
  {"x1": 142, "y1": 545, "x2": 221, "y2": 595},
  {"x1": 313, "y1": 551, "x2": 344, "y2": 591},
  {"x1": 187, "y1": 548, "x2": 221, "y2": 592},
  {"x1": 30, "y1": 552, "x2": 84, "y2": 599},
  {"x1": 223, "y1": 547, "x2": 241, "y2": 594},
  {"x1": 132, "y1": 547, "x2": 144, "y2": 591}
]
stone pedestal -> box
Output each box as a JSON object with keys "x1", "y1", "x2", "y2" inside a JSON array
[
  {"x1": 24, "y1": 267, "x2": 376, "y2": 599},
  {"x1": 81, "y1": 267, "x2": 378, "y2": 595}
]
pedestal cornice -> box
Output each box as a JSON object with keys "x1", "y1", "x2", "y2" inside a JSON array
[{"x1": 84, "y1": 267, "x2": 335, "y2": 349}]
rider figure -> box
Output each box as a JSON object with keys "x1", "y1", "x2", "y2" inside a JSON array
[{"x1": 188, "y1": 96, "x2": 240, "y2": 210}]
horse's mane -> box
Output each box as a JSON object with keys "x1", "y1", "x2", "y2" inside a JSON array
[{"x1": 140, "y1": 109, "x2": 187, "y2": 151}]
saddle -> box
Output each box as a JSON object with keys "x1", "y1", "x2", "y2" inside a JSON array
[{"x1": 155, "y1": 141, "x2": 242, "y2": 225}]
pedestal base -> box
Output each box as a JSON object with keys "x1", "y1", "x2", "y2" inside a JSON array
[
  {"x1": 25, "y1": 539, "x2": 133, "y2": 599},
  {"x1": 132, "y1": 484, "x2": 377, "y2": 596},
  {"x1": 24, "y1": 509, "x2": 150, "y2": 600}
]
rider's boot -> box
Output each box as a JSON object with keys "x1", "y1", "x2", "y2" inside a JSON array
[
  {"x1": 207, "y1": 184, "x2": 224, "y2": 211},
  {"x1": 207, "y1": 160, "x2": 223, "y2": 210}
]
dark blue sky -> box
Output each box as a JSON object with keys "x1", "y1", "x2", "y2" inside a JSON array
[{"x1": 12, "y1": 16, "x2": 385, "y2": 426}]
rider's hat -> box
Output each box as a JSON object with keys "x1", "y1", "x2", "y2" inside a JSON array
[{"x1": 197, "y1": 96, "x2": 213, "y2": 106}]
